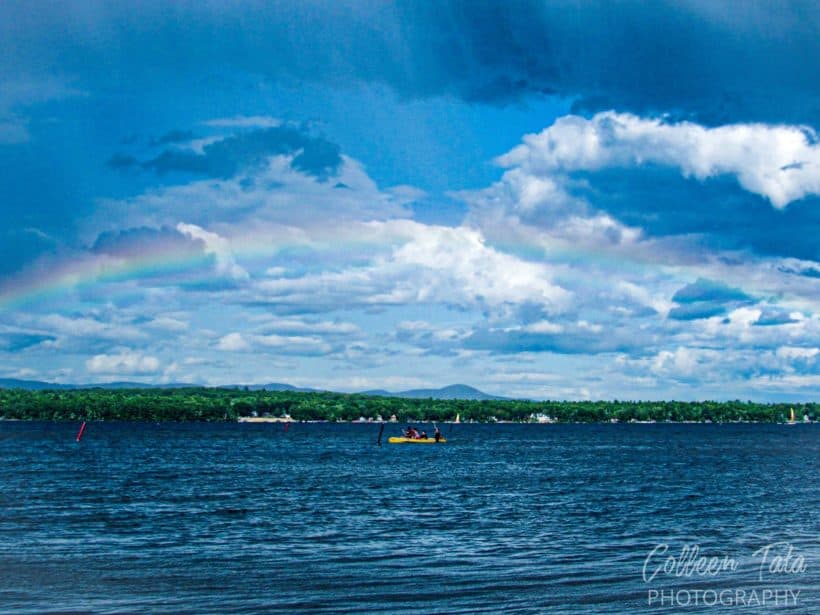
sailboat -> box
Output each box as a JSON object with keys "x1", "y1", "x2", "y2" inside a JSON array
[
  {"x1": 786, "y1": 408, "x2": 797, "y2": 426},
  {"x1": 454, "y1": 413, "x2": 460, "y2": 424}
]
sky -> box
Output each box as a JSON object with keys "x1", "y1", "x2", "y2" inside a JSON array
[{"x1": 0, "y1": 0, "x2": 819, "y2": 400}]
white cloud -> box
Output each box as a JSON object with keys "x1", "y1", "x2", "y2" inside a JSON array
[
  {"x1": 251, "y1": 220, "x2": 571, "y2": 315},
  {"x1": 86, "y1": 352, "x2": 160, "y2": 375},
  {"x1": 498, "y1": 112, "x2": 820, "y2": 208},
  {"x1": 460, "y1": 168, "x2": 646, "y2": 262},
  {"x1": 775, "y1": 346, "x2": 819, "y2": 361},
  {"x1": 391, "y1": 222, "x2": 569, "y2": 308},
  {"x1": 216, "y1": 331, "x2": 333, "y2": 356},
  {"x1": 147, "y1": 316, "x2": 189, "y2": 332},
  {"x1": 252, "y1": 333, "x2": 332, "y2": 355},
  {"x1": 522, "y1": 320, "x2": 564, "y2": 334},
  {"x1": 176, "y1": 222, "x2": 249, "y2": 281},
  {"x1": 216, "y1": 333, "x2": 251, "y2": 352},
  {"x1": 614, "y1": 281, "x2": 674, "y2": 317},
  {"x1": 253, "y1": 317, "x2": 360, "y2": 336},
  {"x1": 93, "y1": 154, "x2": 409, "y2": 238},
  {"x1": 34, "y1": 314, "x2": 145, "y2": 342}
]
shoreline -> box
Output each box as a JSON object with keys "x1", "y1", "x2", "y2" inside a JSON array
[{"x1": 2, "y1": 417, "x2": 813, "y2": 425}]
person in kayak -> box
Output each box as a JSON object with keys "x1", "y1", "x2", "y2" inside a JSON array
[
  {"x1": 434, "y1": 427, "x2": 442, "y2": 442},
  {"x1": 403, "y1": 426, "x2": 420, "y2": 439},
  {"x1": 419, "y1": 430, "x2": 427, "y2": 439}
]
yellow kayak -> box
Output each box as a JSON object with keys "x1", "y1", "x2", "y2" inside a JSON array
[{"x1": 388, "y1": 437, "x2": 446, "y2": 444}]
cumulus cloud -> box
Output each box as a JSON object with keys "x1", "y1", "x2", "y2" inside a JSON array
[
  {"x1": 146, "y1": 316, "x2": 189, "y2": 332},
  {"x1": 216, "y1": 333, "x2": 251, "y2": 352},
  {"x1": 252, "y1": 334, "x2": 332, "y2": 356},
  {"x1": 776, "y1": 346, "x2": 819, "y2": 361},
  {"x1": 498, "y1": 112, "x2": 820, "y2": 208},
  {"x1": 86, "y1": 352, "x2": 160, "y2": 375},
  {"x1": 93, "y1": 153, "x2": 409, "y2": 235},
  {"x1": 176, "y1": 223, "x2": 248, "y2": 281},
  {"x1": 251, "y1": 220, "x2": 570, "y2": 315},
  {"x1": 35, "y1": 313, "x2": 145, "y2": 342},
  {"x1": 252, "y1": 317, "x2": 360, "y2": 337},
  {"x1": 649, "y1": 347, "x2": 721, "y2": 380},
  {"x1": 216, "y1": 331, "x2": 333, "y2": 356}
]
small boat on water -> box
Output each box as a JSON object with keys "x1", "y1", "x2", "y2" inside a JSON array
[{"x1": 388, "y1": 436, "x2": 446, "y2": 444}]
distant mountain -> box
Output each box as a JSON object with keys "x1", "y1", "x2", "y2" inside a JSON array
[
  {"x1": 0, "y1": 379, "x2": 198, "y2": 390},
  {"x1": 0, "y1": 379, "x2": 503, "y2": 399},
  {"x1": 83, "y1": 381, "x2": 199, "y2": 389},
  {"x1": 0, "y1": 379, "x2": 326, "y2": 393},
  {"x1": 360, "y1": 384, "x2": 507, "y2": 401},
  {"x1": 0, "y1": 378, "x2": 74, "y2": 390}
]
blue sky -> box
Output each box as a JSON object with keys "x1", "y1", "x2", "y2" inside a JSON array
[{"x1": 1, "y1": 1, "x2": 819, "y2": 400}]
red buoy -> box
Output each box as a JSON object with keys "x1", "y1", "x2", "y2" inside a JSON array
[{"x1": 76, "y1": 421, "x2": 87, "y2": 442}]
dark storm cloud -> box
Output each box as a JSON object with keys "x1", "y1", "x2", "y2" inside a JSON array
[
  {"x1": 572, "y1": 168, "x2": 820, "y2": 261},
  {"x1": 463, "y1": 326, "x2": 650, "y2": 356},
  {"x1": 672, "y1": 278, "x2": 750, "y2": 305},
  {"x1": 667, "y1": 278, "x2": 753, "y2": 321},
  {"x1": 1, "y1": 1, "x2": 817, "y2": 124},
  {"x1": 754, "y1": 310, "x2": 799, "y2": 326},
  {"x1": 0, "y1": 333, "x2": 55, "y2": 351},
  {"x1": 141, "y1": 126, "x2": 341, "y2": 180},
  {"x1": 667, "y1": 302, "x2": 729, "y2": 322}
]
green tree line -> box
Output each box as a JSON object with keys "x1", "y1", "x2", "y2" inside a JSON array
[{"x1": 0, "y1": 387, "x2": 815, "y2": 423}]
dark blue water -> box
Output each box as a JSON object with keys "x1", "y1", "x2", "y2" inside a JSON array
[{"x1": 0, "y1": 422, "x2": 817, "y2": 613}]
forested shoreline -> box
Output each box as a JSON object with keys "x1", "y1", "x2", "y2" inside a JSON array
[{"x1": 0, "y1": 388, "x2": 815, "y2": 423}]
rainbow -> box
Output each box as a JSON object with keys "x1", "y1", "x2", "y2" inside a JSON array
[
  {"x1": 0, "y1": 221, "x2": 657, "y2": 312},
  {"x1": 0, "y1": 241, "x2": 212, "y2": 311},
  {"x1": 0, "y1": 226, "x2": 387, "y2": 311}
]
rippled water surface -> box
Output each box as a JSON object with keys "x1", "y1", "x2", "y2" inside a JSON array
[{"x1": 1, "y1": 422, "x2": 817, "y2": 613}]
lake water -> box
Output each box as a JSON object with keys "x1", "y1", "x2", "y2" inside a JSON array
[{"x1": 0, "y1": 422, "x2": 817, "y2": 613}]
